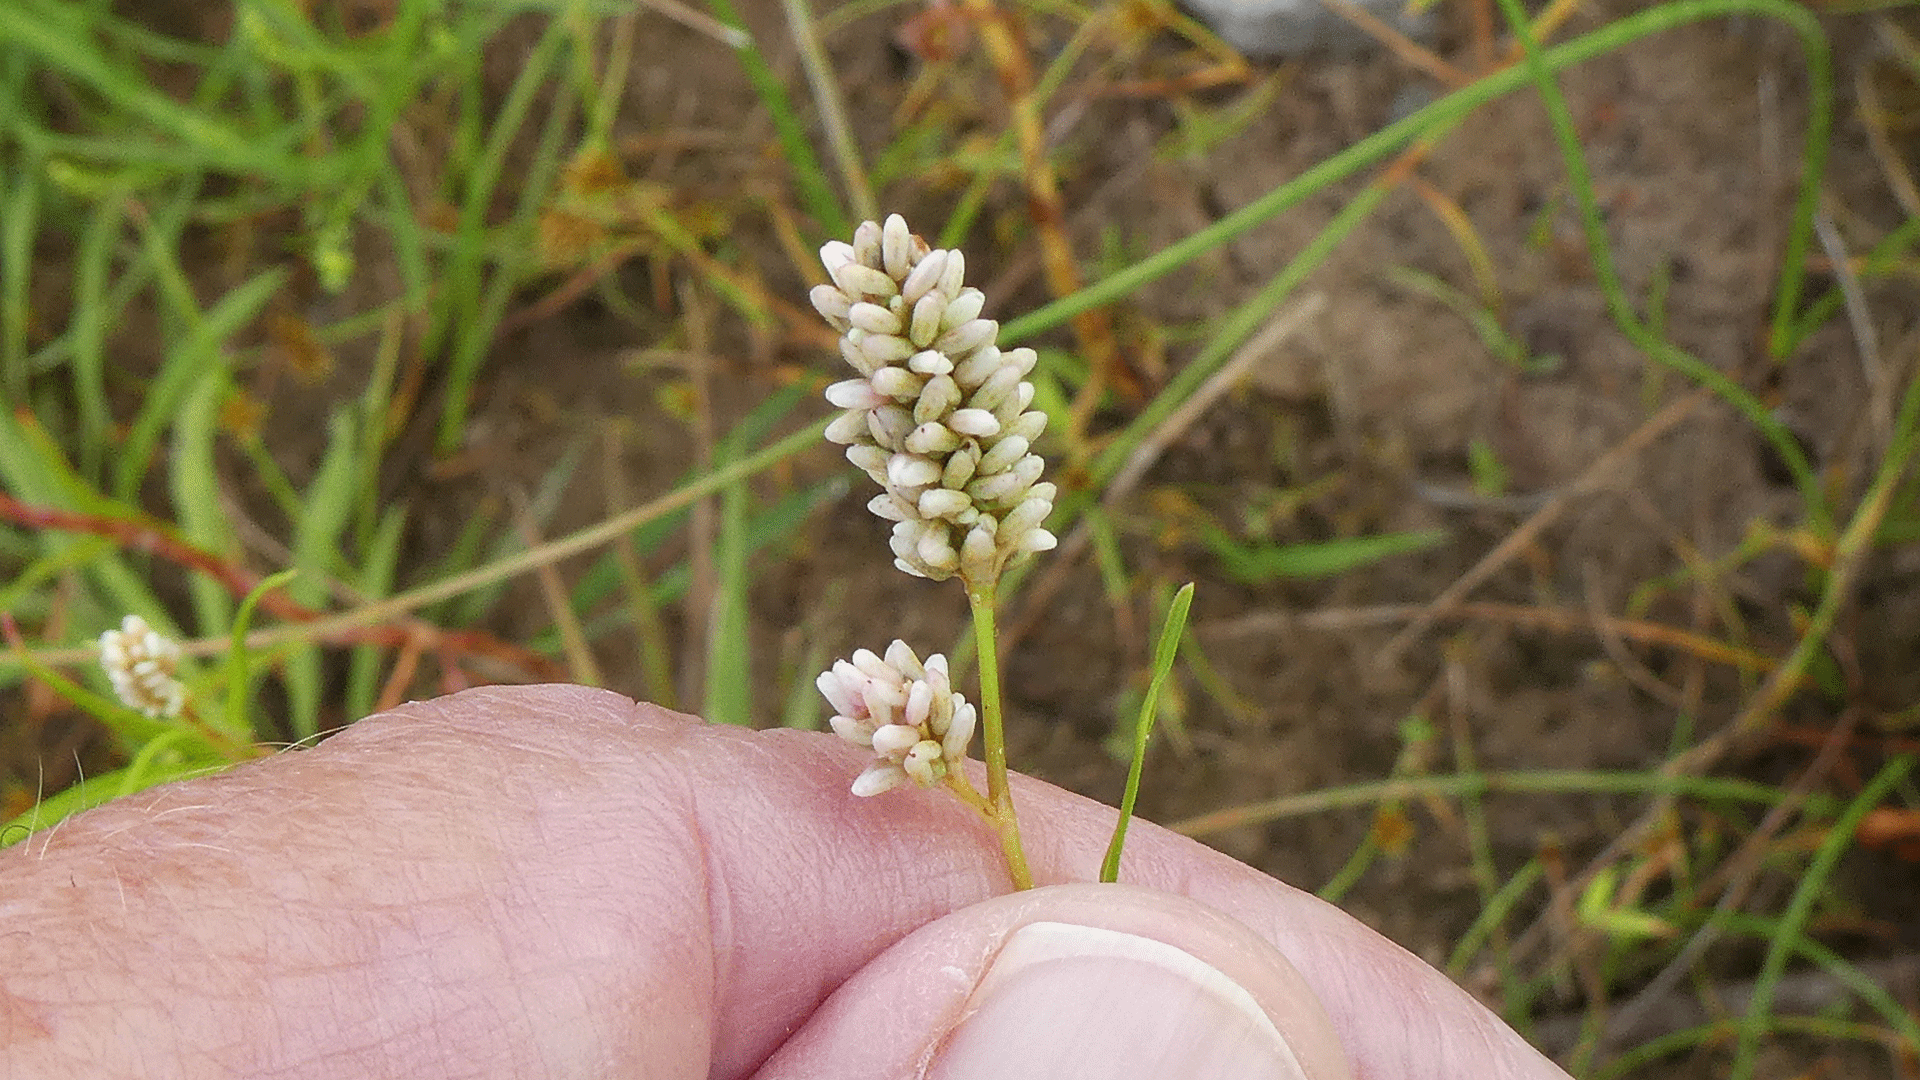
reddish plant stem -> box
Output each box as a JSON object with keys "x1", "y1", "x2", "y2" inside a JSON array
[{"x1": 0, "y1": 492, "x2": 563, "y2": 680}]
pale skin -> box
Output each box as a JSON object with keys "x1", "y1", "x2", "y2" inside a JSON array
[{"x1": 0, "y1": 684, "x2": 1574, "y2": 1079}]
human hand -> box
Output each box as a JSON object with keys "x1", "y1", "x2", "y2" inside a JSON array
[{"x1": 2, "y1": 684, "x2": 1571, "y2": 1079}]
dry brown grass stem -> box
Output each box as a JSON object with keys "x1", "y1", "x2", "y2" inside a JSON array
[
  {"x1": 1199, "y1": 600, "x2": 1776, "y2": 674},
  {"x1": 514, "y1": 490, "x2": 604, "y2": 687},
  {"x1": 1318, "y1": 0, "x2": 1469, "y2": 88},
  {"x1": 956, "y1": 0, "x2": 1120, "y2": 445}
]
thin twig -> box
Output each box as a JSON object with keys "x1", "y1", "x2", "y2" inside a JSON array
[
  {"x1": 1506, "y1": 411, "x2": 1919, "y2": 974},
  {"x1": 1105, "y1": 294, "x2": 1326, "y2": 499},
  {"x1": 1319, "y1": 0, "x2": 1470, "y2": 88},
  {"x1": 1536, "y1": 953, "x2": 1920, "y2": 1057},
  {"x1": 0, "y1": 492, "x2": 560, "y2": 679}
]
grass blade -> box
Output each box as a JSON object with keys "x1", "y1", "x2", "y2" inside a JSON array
[
  {"x1": 284, "y1": 410, "x2": 360, "y2": 738},
  {"x1": 1202, "y1": 526, "x2": 1449, "y2": 584},
  {"x1": 702, "y1": 0, "x2": 848, "y2": 237},
  {"x1": 168, "y1": 373, "x2": 235, "y2": 636},
  {"x1": 114, "y1": 267, "x2": 286, "y2": 501},
  {"x1": 1101, "y1": 581, "x2": 1194, "y2": 883}
]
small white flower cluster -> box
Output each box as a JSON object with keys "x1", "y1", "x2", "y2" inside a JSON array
[
  {"x1": 817, "y1": 640, "x2": 977, "y2": 796},
  {"x1": 98, "y1": 614, "x2": 185, "y2": 719},
  {"x1": 812, "y1": 214, "x2": 1058, "y2": 583}
]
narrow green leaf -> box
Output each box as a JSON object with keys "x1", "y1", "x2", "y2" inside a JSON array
[
  {"x1": 169, "y1": 373, "x2": 235, "y2": 635},
  {"x1": 1733, "y1": 756, "x2": 1914, "y2": 1078},
  {"x1": 70, "y1": 191, "x2": 127, "y2": 482},
  {"x1": 0, "y1": 410, "x2": 176, "y2": 634},
  {"x1": 1, "y1": 152, "x2": 39, "y2": 399},
  {"x1": 702, "y1": 0, "x2": 847, "y2": 237},
  {"x1": 703, "y1": 478, "x2": 752, "y2": 726},
  {"x1": 284, "y1": 411, "x2": 360, "y2": 738},
  {"x1": 0, "y1": 729, "x2": 225, "y2": 846},
  {"x1": 1102, "y1": 582, "x2": 1195, "y2": 883},
  {"x1": 115, "y1": 267, "x2": 287, "y2": 500},
  {"x1": 1203, "y1": 525, "x2": 1449, "y2": 584},
  {"x1": 432, "y1": 19, "x2": 570, "y2": 451},
  {"x1": 344, "y1": 505, "x2": 409, "y2": 723},
  {"x1": 223, "y1": 567, "x2": 302, "y2": 742}
]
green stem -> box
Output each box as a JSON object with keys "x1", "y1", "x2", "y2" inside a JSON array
[{"x1": 965, "y1": 575, "x2": 1033, "y2": 889}]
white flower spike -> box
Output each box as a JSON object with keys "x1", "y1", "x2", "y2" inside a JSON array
[
  {"x1": 98, "y1": 614, "x2": 186, "y2": 719},
  {"x1": 813, "y1": 214, "x2": 1058, "y2": 583},
  {"x1": 817, "y1": 639, "x2": 977, "y2": 797}
]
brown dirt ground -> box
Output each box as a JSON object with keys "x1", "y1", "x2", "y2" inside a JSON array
[{"x1": 12, "y1": 1, "x2": 1920, "y2": 1075}]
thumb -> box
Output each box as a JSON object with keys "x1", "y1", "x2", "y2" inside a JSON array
[{"x1": 755, "y1": 883, "x2": 1351, "y2": 1080}]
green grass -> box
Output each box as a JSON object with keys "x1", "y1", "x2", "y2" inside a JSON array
[{"x1": 1, "y1": 0, "x2": 1916, "y2": 1074}]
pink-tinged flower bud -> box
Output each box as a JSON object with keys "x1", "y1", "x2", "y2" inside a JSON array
[
  {"x1": 819, "y1": 640, "x2": 976, "y2": 796},
  {"x1": 887, "y1": 453, "x2": 941, "y2": 489},
  {"x1": 934, "y1": 318, "x2": 997, "y2": 359},
  {"x1": 901, "y1": 740, "x2": 947, "y2": 786},
  {"x1": 852, "y1": 761, "x2": 908, "y2": 796},
  {"x1": 819, "y1": 241, "x2": 856, "y2": 274},
  {"x1": 824, "y1": 410, "x2": 869, "y2": 445},
  {"x1": 939, "y1": 288, "x2": 986, "y2": 332},
  {"x1": 810, "y1": 284, "x2": 851, "y2": 324},
  {"x1": 901, "y1": 249, "x2": 949, "y2": 305},
  {"x1": 832, "y1": 261, "x2": 898, "y2": 301},
  {"x1": 909, "y1": 292, "x2": 946, "y2": 347},
  {"x1": 881, "y1": 214, "x2": 915, "y2": 279},
  {"x1": 871, "y1": 723, "x2": 924, "y2": 757},
  {"x1": 848, "y1": 301, "x2": 903, "y2": 335},
  {"x1": 907, "y1": 348, "x2": 953, "y2": 375},
  {"x1": 938, "y1": 249, "x2": 966, "y2": 297},
  {"x1": 825, "y1": 378, "x2": 885, "y2": 410},
  {"x1": 917, "y1": 487, "x2": 972, "y2": 520},
  {"x1": 851, "y1": 219, "x2": 884, "y2": 267},
  {"x1": 947, "y1": 408, "x2": 1001, "y2": 438}
]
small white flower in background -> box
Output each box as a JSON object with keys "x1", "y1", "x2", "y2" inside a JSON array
[
  {"x1": 817, "y1": 639, "x2": 977, "y2": 796},
  {"x1": 812, "y1": 214, "x2": 1058, "y2": 584},
  {"x1": 98, "y1": 614, "x2": 185, "y2": 719}
]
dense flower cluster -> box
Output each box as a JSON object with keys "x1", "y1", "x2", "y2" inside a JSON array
[
  {"x1": 98, "y1": 614, "x2": 185, "y2": 719},
  {"x1": 811, "y1": 214, "x2": 1057, "y2": 583},
  {"x1": 816, "y1": 640, "x2": 977, "y2": 796}
]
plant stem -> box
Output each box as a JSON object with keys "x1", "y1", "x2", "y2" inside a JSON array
[{"x1": 965, "y1": 575, "x2": 1033, "y2": 889}]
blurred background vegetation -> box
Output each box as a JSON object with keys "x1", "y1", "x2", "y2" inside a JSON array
[{"x1": 3, "y1": 0, "x2": 1919, "y2": 1075}]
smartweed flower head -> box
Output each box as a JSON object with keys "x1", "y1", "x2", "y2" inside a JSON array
[
  {"x1": 812, "y1": 214, "x2": 1058, "y2": 585},
  {"x1": 98, "y1": 614, "x2": 186, "y2": 719},
  {"x1": 816, "y1": 640, "x2": 977, "y2": 796}
]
